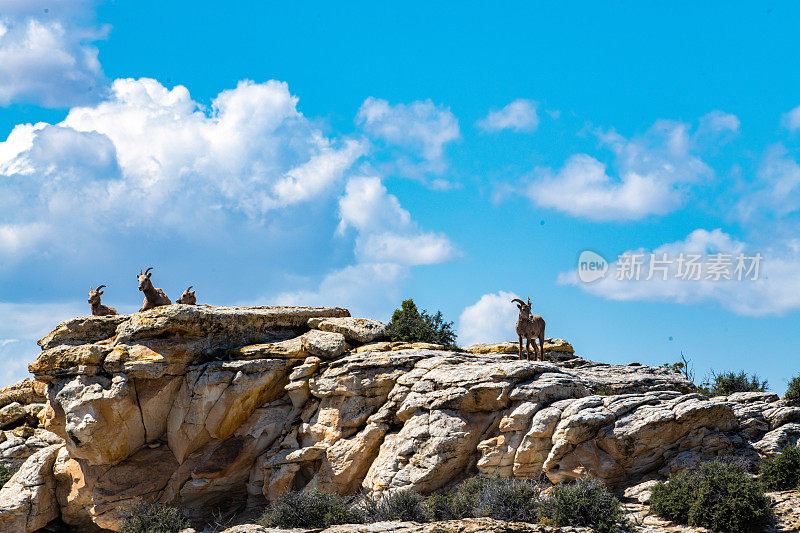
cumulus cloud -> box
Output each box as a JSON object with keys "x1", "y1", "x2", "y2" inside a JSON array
[
  {"x1": 0, "y1": 0, "x2": 107, "y2": 107},
  {"x1": 559, "y1": 229, "x2": 800, "y2": 316},
  {"x1": 273, "y1": 263, "x2": 407, "y2": 320},
  {"x1": 0, "y1": 77, "x2": 366, "y2": 258},
  {"x1": 782, "y1": 105, "x2": 800, "y2": 132},
  {"x1": 458, "y1": 290, "x2": 521, "y2": 346},
  {"x1": 524, "y1": 117, "x2": 721, "y2": 221},
  {"x1": 0, "y1": 301, "x2": 85, "y2": 385},
  {"x1": 338, "y1": 176, "x2": 458, "y2": 266},
  {"x1": 356, "y1": 97, "x2": 459, "y2": 177},
  {"x1": 694, "y1": 110, "x2": 740, "y2": 145},
  {"x1": 737, "y1": 144, "x2": 800, "y2": 222},
  {"x1": 273, "y1": 176, "x2": 458, "y2": 318},
  {"x1": 477, "y1": 99, "x2": 539, "y2": 132}
]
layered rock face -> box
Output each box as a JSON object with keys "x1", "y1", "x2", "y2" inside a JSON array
[{"x1": 1, "y1": 305, "x2": 798, "y2": 532}]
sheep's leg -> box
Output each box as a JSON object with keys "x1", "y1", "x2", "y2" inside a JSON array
[
  {"x1": 532, "y1": 336, "x2": 540, "y2": 361},
  {"x1": 525, "y1": 337, "x2": 532, "y2": 361},
  {"x1": 518, "y1": 335, "x2": 524, "y2": 360},
  {"x1": 538, "y1": 333, "x2": 545, "y2": 361}
]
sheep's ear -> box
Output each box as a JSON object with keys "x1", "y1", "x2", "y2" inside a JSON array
[
  {"x1": 146, "y1": 272, "x2": 152, "y2": 279},
  {"x1": 98, "y1": 290, "x2": 104, "y2": 295}
]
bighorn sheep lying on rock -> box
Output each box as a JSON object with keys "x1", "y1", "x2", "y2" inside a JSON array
[
  {"x1": 137, "y1": 267, "x2": 172, "y2": 312},
  {"x1": 176, "y1": 286, "x2": 196, "y2": 305},
  {"x1": 511, "y1": 297, "x2": 545, "y2": 361},
  {"x1": 87, "y1": 285, "x2": 118, "y2": 316}
]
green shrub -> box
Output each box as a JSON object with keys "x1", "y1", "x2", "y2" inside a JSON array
[
  {"x1": 761, "y1": 445, "x2": 800, "y2": 491},
  {"x1": 538, "y1": 478, "x2": 626, "y2": 533},
  {"x1": 361, "y1": 489, "x2": 429, "y2": 522},
  {"x1": 785, "y1": 375, "x2": 800, "y2": 407},
  {"x1": 425, "y1": 476, "x2": 487, "y2": 520},
  {"x1": 120, "y1": 502, "x2": 189, "y2": 533},
  {"x1": 386, "y1": 299, "x2": 457, "y2": 347},
  {"x1": 472, "y1": 477, "x2": 541, "y2": 522},
  {"x1": 0, "y1": 464, "x2": 17, "y2": 487},
  {"x1": 697, "y1": 370, "x2": 768, "y2": 397},
  {"x1": 425, "y1": 477, "x2": 540, "y2": 523},
  {"x1": 650, "y1": 461, "x2": 772, "y2": 532},
  {"x1": 259, "y1": 489, "x2": 362, "y2": 528}
]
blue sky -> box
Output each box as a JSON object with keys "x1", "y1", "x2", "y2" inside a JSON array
[{"x1": 1, "y1": 1, "x2": 799, "y2": 392}]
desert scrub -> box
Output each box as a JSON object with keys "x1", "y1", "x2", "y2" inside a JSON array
[
  {"x1": 386, "y1": 299, "x2": 457, "y2": 347},
  {"x1": 650, "y1": 461, "x2": 772, "y2": 532},
  {"x1": 761, "y1": 445, "x2": 800, "y2": 491},
  {"x1": 425, "y1": 476, "x2": 541, "y2": 523},
  {"x1": 697, "y1": 370, "x2": 768, "y2": 397},
  {"x1": 538, "y1": 478, "x2": 626, "y2": 533},
  {"x1": 473, "y1": 477, "x2": 541, "y2": 522},
  {"x1": 120, "y1": 502, "x2": 189, "y2": 533},
  {"x1": 259, "y1": 489, "x2": 362, "y2": 528},
  {"x1": 0, "y1": 464, "x2": 17, "y2": 487},
  {"x1": 360, "y1": 489, "x2": 430, "y2": 522},
  {"x1": 785, "y1": 375, "x2": 800, "y2": 406},
  {"x1": 425, "y1": 476, "x2": 488, "y2": 520}
]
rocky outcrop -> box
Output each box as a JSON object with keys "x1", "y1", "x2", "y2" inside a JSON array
[
  {"x1": 0, "y1": 444, "x2": 62, "y2": 532},
  {"x1": 2, "y1": 305, "x2": 798, "y2": 531}
]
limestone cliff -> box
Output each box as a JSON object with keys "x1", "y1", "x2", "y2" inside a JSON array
[{"x1": 1, "y1": 305, "x2": 799, "y2": 532}]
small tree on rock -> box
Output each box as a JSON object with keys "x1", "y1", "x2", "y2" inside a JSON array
[{"x1": 386, "y1": 299, "x2": 457, "y2": 348}]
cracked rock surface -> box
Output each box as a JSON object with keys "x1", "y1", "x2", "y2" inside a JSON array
[{"x1": 0, "y1": 305, "x2": 798, "y2": 531}]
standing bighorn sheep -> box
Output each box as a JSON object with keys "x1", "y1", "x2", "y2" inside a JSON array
[
  {"x1": 137, "y1": 267, "x2": 172, "y2": 312},
  {"x1": 511, "y1": 297, "x2": 545, "y2": 361},
  {"x1": 176, "y1": 286, "x2": 196, "y2": 305},
  {"x1": 88, "y1": 285, "x2": 118, "y2": 316}
]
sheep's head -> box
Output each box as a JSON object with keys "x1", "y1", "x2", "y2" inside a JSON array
[
  {"x1": 511, "y1": 297, "x2": 532, "y2": 314},
  {"x1": 137, "y1": 267, "x2": 154, "y2": 292},
  {"x1": 177, "y1": 286, "x2": 196, "y2": 304},
  {"x1": 88, "y1": 285, "x2": 105, "y2": 306}
]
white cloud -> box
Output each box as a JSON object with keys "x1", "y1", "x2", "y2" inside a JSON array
[
  {"x1": 526, "y1": 154, "x2": 681, "y2": 221},
  {"x1": 338, "y1": 176, "x2": 457, "y2": 266},
  {"x1": 273, "y1": 263, "x2": 407, "y2": 321},
  {"x1": 477, "y1": 99, "x2": 539, "y2": 132},
  {"x1": 356, "y1": 97, "x2": 459, "y2": 175},
  {"x1": 525, "y1": 118, "x2": 715, "y2": 221},
  {"x1": 0, "y1": 1, "x2": 107, "y2": 107},
  {"x1": 458, "y1": 290, "x2": 521, "y2": 346},
  {"x1": 694, "y1": 110, "x2": 740, "y2": 145},
  {"x1": 272, "y1": 175, "x2": 458, "y2": 318},
  {"x1": 737, "y1": 144, "x2": 800, "y2": 222},
  {"x1": 0, "y1": 301, "x2": 85, "y2": 386},
  {"x1": 559, "y1": 229, "x2": 800, "y2": 316},
  {"x1": 0, "y1": 78, "x2": 366, "y2": 258},
  {"x1": 782, "y1": 105, "x2": 800, "y2": 132},
  {"x1": 697, "y1": 110, "x2": 740, "y2": 135}
]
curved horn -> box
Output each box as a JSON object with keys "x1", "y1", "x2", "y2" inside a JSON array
[
  {"x1": 144, "y1": 267, "x2": 153, "y2": 275},
  {"x1": 97, "y1": 285, "x2": 106, "y2": 291},
  {"x1": 527, "y1": 297, "x2": 531, "y2": 305},
  {"x1": 186, "y1": 286, "x2": 193, "y2": 292},
  {"x1": 511, "y1": 298, "x2": 526, "y2": 306}
]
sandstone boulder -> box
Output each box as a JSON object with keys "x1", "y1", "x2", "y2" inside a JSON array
[
  {"x1": 0, "y1": 379, "x2": 46, "y2": 409},
  {"x1": 47, "y1": 374, "x2": 146, "y2": 465},
  {"x1": 38, "y1": 314, "x2": 129, "y2": 350},
  {"x1": 301, "y1": 330, "x2": 347, "y2": 359},
  {"x1": 0, "y1": 402, "x2": 27, "y2": 429},
  {"x1": 309, "y1": 317, "x2": 388, "y2": 343},
  {"x1": 0, "y1": 443, "x2": 62, "y2": 532}
]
